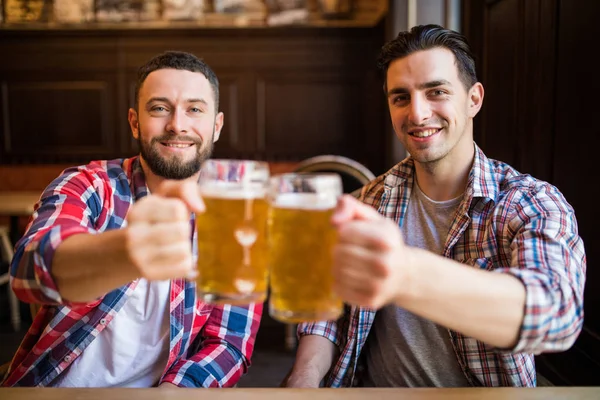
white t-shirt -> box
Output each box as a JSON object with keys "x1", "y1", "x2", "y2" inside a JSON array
[{"x1": 54, "y1": 279, "x2": 171, "y2": 387}]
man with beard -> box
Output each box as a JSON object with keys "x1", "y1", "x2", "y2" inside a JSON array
[
  {"x1": 2, "y1": 51, "x2": 262, "y2": 388},
  {"x1": 284, "y1": 25, "x2": 586, "y2": 388}
]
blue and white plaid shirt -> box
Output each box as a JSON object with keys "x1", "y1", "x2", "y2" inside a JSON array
[{"x1": 299, "y1": 143, "x2": 586, "y2": 387}]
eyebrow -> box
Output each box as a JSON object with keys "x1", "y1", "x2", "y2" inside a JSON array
[
  {"x1": 145, "y1": 97, "x2": 209, "y2": 107},
  {"x1": 387, "y1": 79, "x2": 452, "y2": 96}
]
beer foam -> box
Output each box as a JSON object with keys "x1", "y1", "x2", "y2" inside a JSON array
[
  {"x1": 200, "y1": 182, "x2": 266, "y2": 199},
  {"x1": 273, "y1": 193, "x2": 337, "y2": 210}
]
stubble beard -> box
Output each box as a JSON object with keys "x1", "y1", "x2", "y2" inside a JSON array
[{"x1": 137, "y1": 124, "x2": 215, "y2": 180}]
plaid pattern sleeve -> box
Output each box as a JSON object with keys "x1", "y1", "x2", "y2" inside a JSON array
[
  {"x1": 495, "y1": 179, "x2": 586, "y2": 354},
  {"x1": 297, "y1": 320, "x2": 341, "y2": 346},
  {"x1": 161, "y1": 302, "x2": 263, "y2": 388},
  {"x1": 10, "y1": 165, "x2": 114, "y2": 307}
]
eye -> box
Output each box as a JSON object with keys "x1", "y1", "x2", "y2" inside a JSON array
[
  {"x1": 430, "y1": 89, "x2": 447, "y2": 97},
  {"x1": 190, "y1": 107, "x2": 201, "y2": 113},
  {"x1": 151, "y1": 106, "x2": 167, "y2": 113},
  {"x1": 392, "y1": 94, "x2": 409, "y2": 105}
]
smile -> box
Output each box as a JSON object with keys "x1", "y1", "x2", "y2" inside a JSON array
[
  {"x1": 161, "y1": 142, "x2": 194, "y2": 148},
  {"x1": 409, "y1": 128, "x2": 441, "y2": 138}
]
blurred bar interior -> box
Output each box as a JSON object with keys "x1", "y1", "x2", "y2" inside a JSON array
[{"x1": 0, "y1": 0, "x2": 599, "y2": 388}]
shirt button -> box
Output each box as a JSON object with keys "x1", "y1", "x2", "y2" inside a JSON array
[
  {"x1": 100, "y1": 318, "x2": 107, "y2": 325},
  {"x1": 65, "y1": 355, "x2": 71, "y2": 362}
]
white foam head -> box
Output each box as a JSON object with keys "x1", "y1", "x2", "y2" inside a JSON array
[
  {"x1": 200, "y1": 181, "x2": 266, "y2": 199},
  {"x1": 273, "y1": 192, "x2": 337, "y2": 210}
]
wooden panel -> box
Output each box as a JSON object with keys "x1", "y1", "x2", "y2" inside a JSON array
[
  {"x1": 212, "y1": 77, "x2": 243, "y2": 157},
  {"x1": 464, "y1": 0, "x2": 557, "y2": 182},
  {"x1": 0, "y1": 24, "x2": 387, "y2": 172},
  {"x1": 257, "y1": 72, "x2": 361, "y2": 161},
  {"x1": 538, "y1": 0, "x2": 600, "y2": 384},
  {"x1": 0, "y1": 78, "x2": 117, "y2": 163},
  {"x1": 462, "y1": 0, "x2": 600, "y2": 386}
]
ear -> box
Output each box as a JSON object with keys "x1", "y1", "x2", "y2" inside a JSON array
[
  {"x1": 212, "y1": 111, "x2": 224, "y2": 142},
  {"x1": 467, "y1": 82, "x2": 484, "y2": 118},
  {"x1": 128, "y1": 108, "x2": 140, "y2": 139}
]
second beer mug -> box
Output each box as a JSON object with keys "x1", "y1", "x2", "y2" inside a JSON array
[
  {"x1": 268, "y1": 173, "x2": 343, "y2": 323},
  {"x1": 196, "y1": 159, "x2": 270, "y2": 304}
]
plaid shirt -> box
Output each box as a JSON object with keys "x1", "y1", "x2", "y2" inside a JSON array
[
  {"x1": 299, "y1": 144, "x2": 586, "y2": 387},
  {"x1": 1, "y1": 157, "x2": 262, "y2": 387}
]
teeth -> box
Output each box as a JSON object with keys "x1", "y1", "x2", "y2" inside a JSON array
[
  {"x1": 165, "y1": 143, "x2": 191, "y2": 148},
  {"x1": 412, "y1": 129, "x2": 438, "y2": 138}
]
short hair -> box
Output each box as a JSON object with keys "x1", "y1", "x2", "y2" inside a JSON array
[
  {"x1": 377, "y1": 24, "x2": 478, "y2": 91},
  {"x1": 134, "y1": 51, "x2": 220, "y2": 111}
]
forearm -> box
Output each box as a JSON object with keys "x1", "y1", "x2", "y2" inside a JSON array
[
  {"x1": 52, "y1": 229, "x2": 138, "y2": 303},
  {"x1": 287, "y1": 335, "x2": 338, "y2": 387},
  {"x1": 399, "y1": 248, "x2": 526, "y2": 349}
]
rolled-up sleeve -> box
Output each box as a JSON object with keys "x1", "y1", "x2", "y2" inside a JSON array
[
  {"x1": 297, "y1": 320, "x2": 341, "y2": 347},
  {"x1": 10, "y1": 167, "x2": 107, "y2": 306},
  {"x1": 161, "y1": 302, "x2": 262, "y2": 387},
  {"x1": 495, "y1": 182, "x2": 586, "y2": 354}
]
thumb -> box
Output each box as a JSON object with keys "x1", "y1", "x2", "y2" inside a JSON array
[
  {"x1": 331, "y1": 195, "x2": 382, "y2": 226},
  {"x1": 154, "y1": 179, "x2": 205, "y2": 213}
]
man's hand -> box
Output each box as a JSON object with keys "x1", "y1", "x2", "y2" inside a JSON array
[
  {"x1": 125, "y1": 180, "x2": 205, "y2": 281},
  {"x1": 331, "y1": 195, "x2": 413, "y2": 309}
]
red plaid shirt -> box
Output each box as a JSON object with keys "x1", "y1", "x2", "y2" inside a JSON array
[
  {"x1": 2, "y1": 157, "x2": 262, "y2": 387},
  {"x1": 299, "y1": 144, "x2": 586, "y2": 387}
]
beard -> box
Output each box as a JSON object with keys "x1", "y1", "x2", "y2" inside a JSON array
[{"x1": 137, "y1": 124, "x2": 215, "y2": 180}]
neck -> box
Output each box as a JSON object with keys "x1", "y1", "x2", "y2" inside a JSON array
[
  {"x1": 413, "y1": 142, "x2": 475, "y2": 201},
  {"x1": 139, "y1": 157, "x2": 200, "y2": 194}
]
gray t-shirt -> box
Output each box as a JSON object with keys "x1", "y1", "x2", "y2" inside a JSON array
[{"x1": 362, "y1": 182, "x2": 471, "y2": 387}]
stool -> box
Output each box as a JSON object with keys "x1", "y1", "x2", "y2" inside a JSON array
[{"x1": 0, "y1": 226, "x2": 21, "y2": 331}]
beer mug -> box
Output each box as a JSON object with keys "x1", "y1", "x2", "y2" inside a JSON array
[
  {"x1": 196, "y1": 159, "x2": 270, "y2": 304},
  {"x1": 268, "y1": 173, "x2": 343, "y2": 323}
]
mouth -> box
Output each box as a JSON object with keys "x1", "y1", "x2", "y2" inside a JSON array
[
  {"x1": 160, "y1": 141, "x2": 196, "y2": 149},
  {"x1": 408, "y1": 128, "x2": 442, "y2": 140}
]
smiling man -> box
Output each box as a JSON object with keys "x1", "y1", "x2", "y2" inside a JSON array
[
  {"x1": 2, "y1": 51, "x2": 262, "y2": 388},
  {"x1": 284, "y1": 25, "x2": 586, "y2": 388}
]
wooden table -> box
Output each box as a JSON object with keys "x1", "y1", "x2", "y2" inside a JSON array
[
  {"x1": 0, "y1": 191, "x2": 40, "y2": 244},
  {"x1": 0, "y1": 388, "x2": 599, "y2": 399}
]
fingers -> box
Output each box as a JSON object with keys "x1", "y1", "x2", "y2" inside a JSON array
[
  {"x1": 155, "y1": 180, "x2": 205, "y2": 213},
  {"x1": 333, "y1": 242, "x2": 391, "y2": 280},
  {"x1": 127, "y1": 224, "x2": 195, "y2": 280},
  {"x1": 128, "y1": 197, "x2": 190, "y2": 224},
  {"x1": 337, "y1": 219, "x2": 399, "y2": 251},
  {"x1": 332, "y1": 243, "x2": 395, "y2": 309},
  {"x1": 128, "y1": 221, "x2": 191, "y2": 246},
  {"x1": 331, "y1": 195, "x2": 383, "y2": 226}
]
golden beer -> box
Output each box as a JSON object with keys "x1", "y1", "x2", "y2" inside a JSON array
[
  {"x1": 268, "y1": 180, "x2": 343, "y2": 323},
  {"x1": 196, "y1": 160, "x2": 270, "y2": 304}
]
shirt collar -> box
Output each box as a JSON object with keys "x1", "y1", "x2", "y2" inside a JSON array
[{"x1": 383, "y1": 142, "x2": 498, "y2": 202}]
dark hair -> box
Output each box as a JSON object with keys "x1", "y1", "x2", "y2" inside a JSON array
[
  {"x1": 377, "y1": 24, "x2": 477, "y2": 91},
  {"x1": 134, "y1": 51, "x2": 220, "y2": 111}
]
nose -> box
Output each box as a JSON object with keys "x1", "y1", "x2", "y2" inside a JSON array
[
  {"x1": 407, "y1": 94, "x2": 432, "y2": 126},
  {"x1": 165, "y1": 108, "x2": 188, "y2": 134}
]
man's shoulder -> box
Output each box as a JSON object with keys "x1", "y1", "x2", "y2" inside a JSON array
[
  {"x1": 359, "y1": 159, "x2": 413, "y2": 206},
  {"x1": 44, "y1": 157, "x2": 137, "y2": 200},
  {"x1": 57, "y1": 157, "x2": 135, "y2": 182},
  {"x1": 485, "y1": 157, "x2": 568, "y2": 209}
]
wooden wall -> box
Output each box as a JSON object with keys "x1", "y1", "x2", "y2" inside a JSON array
[
  {"x1": 0, "y1": 24, "x2": 388, "y2": 174},
  {"x1": 462, "y1": 0, "x2": 600, "y2": 386}
]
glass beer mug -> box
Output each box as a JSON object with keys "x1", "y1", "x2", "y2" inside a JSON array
[
  {"x1": 268, "y1": 173, "x2": 343, "y2": 323},
  {"x1": 196, "y1": 159, "x2": 270, "y2": 304}
]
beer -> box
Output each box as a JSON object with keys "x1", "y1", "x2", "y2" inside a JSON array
[
  {"x1": 268, "y1": 174, "x2": 343, "y2": 323},
  {"x1": 196, "y1": 160, "x2": 270, "y2": 304}
]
